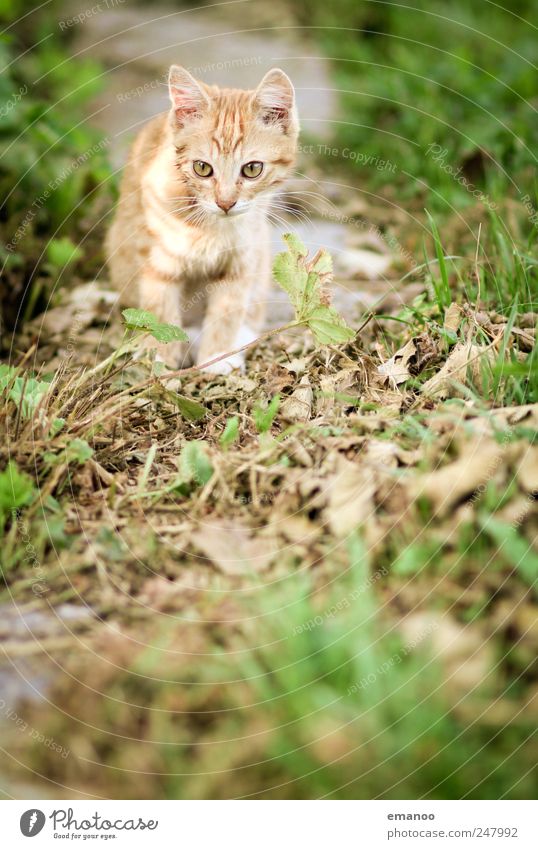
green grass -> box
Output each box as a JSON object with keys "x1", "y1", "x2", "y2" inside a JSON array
[
  {"x1": 290, "y1": 0, "x2": 538, "y2": 212},
  {"x1": 0, "y1": 0, "x2": 113, "y2": 330}
]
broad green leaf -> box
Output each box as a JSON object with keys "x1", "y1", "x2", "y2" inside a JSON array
[
  {"x1": 158, "y1": 386, "x2": 208, "y2": 421},
  {"x1": 484, "y1": 518, "x2": 538, "y2": 590},
  {"x1": 283, "y1": 231, "x2": 308, "y2": 258},
  {"x1": 272, "y1": 234, "x2": 354, "y2": 345},
  {"x1": 253, "y1": 395, "x2": 280, "y2": 433},
  {"x1": 180, "y1": 442, "x2": 213, "y2": 487},
  {"x1": 172, "y1": 393, "x2": 208, "y2": 421},
  {"x1": 64, "y1": 438, "x2": 93, "y2": 464},
  {"x1": 272, "y1": 251, "x2": 308, "y2": 309},
  {"x1": 43, "y1": 441, "x2": 92, "y2": 467},
  {"x1": 50, "y1": 417, "x2": 65, "y2": 436},
  {"x1": 0, "y1": 363, "x2": 17, "y2": 391},
  {"x1": 122, "y1": 308, "x2": 189, "y2": 343},
  {"x1": 0, "y1": 461, "x2": 36, "y2": 528},
  {"x1": 0, "y1": 364, "x2": 51, "y2": 420},
  {"x1": 307, "y1": 307, "x2": 356, "y2": 345},
  {"x1": 122, "y1": 308, "x2": 157, "y2": 330},
  {"x1": 46, "y1": 237, "x2": 82, "y2": 268},
  {"x1": 220, "y1": 415, "x2": 239, "y2": 448},
  {"x1": 149, "y1": 322, "x2": 189, "y2": 343}
]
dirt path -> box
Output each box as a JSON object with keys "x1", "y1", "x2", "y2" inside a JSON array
[{"x1": 68, "y1": 0, "x2": 337, "y2": 160}]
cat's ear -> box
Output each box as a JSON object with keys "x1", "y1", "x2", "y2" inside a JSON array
[
  {"x1": 253, "y1": 68, "x2": 296, "y2": 131},
  {"x1": 168, "y1": 65, "x2": 210, "y2": 125}
]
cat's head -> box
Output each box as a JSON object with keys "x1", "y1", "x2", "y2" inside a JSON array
[{"x1": 167, "y1": 65, "x2": 299, "y2": 219}]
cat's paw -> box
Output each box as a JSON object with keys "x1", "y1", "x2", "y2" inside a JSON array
[{"x1": 200, "y1": 351, "x2": 245, "y2": 375}]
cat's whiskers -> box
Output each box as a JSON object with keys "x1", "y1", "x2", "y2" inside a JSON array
[
  {"x1": 269, "y1": 203, "x2": 311, "y2": 226},
  {"x1": 287, "y1": 169, "x2": 332, "y2": 190},
  {"x1": 274, "y1": 188, "x2": 340, "y2": 215},
  {"x1": 270, "y1": 196, "x2": 312, "y2": 213},
  {"x1": 168, "y1": 204, "x2": 199, "y2": 215},
  {"x1": 184, "y1": 205, "x2": 209, "y2": 228},
  {"x1": 280, "y1": 171, "x2": 338, "y2": 194},
  {"x1": 269, "y1": 197, "x2": 312, "y2": 220},
  {"x1": 266, "y1": 210, "x2": 304, "y2": 235}
]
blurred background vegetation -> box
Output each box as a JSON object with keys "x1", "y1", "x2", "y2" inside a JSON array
[
  {"x1": 0, "y1": 0, "x2": 112, "y2": 332},
  {"x1": 290, "y1": 0, "x2": 538, "y2": 206}
]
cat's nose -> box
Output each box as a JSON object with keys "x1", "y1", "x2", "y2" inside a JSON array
[{"x1": 216, "y1": 199, "x2": 237, "y2": 213}]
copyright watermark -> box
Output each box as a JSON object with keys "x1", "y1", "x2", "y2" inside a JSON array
[{"x1": 58, "y1": 0, "x2": 126, "y2": 30}]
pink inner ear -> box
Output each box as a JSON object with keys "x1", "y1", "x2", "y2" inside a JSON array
[
  {"x1": 262, "y1": 105, "x2": 289, "y2": 125},
  {"x1": 255, "y1": 77, "x2": 293, "y2": 127},
  {"x1": 170, "y1": 86, "x2": 202, "y2": 121}
]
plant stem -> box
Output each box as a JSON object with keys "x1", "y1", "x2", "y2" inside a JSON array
[
  {"x1": 70, "y1": 321, "x2": 303, "y2": 433},
  {"x1": 159, "y1": 320, "x2": 302, "y2": 382},
  {"x1": 84, "y1": 334, "x2": 138, "y2": 378}
]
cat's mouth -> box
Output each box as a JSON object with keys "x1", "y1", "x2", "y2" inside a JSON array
[
  {"x1": 197, "y1": 200, "x2": 252, "y2": 220},
  {"x1": 221, "y1": 205, "x2": 249, "y2": 218}
]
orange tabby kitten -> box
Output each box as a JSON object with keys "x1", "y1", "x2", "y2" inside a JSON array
[{"x1": 106, "y1": 65, "x2": 299, "y2": 373}]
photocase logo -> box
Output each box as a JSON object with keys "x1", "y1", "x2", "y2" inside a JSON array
[{"x1": 20, "y1": 810, "x2": 46, "y2": 837}]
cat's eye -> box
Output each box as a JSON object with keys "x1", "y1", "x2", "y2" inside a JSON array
[
  {"x1": 241, "y1": 161, "x2": 263, "y2": 179},
  {"x1": 193, "y1": 160, "x2": 213, "y2": 177}
]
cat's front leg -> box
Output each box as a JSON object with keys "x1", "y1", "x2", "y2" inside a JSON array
[
  {"x1": 196, "y1": 276, "x2": 259, "y2": 375},
  {"x1": 137, "y1": 267, "x2": 187, "y2": 367}
]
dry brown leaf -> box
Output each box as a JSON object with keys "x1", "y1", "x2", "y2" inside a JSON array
[
  {"x1": 510, "y1": 326, "x2": 535, "y2": 353},
  {"x1": 280, "y1": 375, "x2": 313, "y2": 422},
  {"x1": 502, "y1": 404, "x2": 538, "y2": 426},
  {"x1": 377, "y1": 339, "x2": 416, "y2": 386},
  {"x1": 191, "y1": 522, "x2": 278, "y2": 574},
  {"x1": 362, "y1": 438, "x2": 423, "y2": 469},
  {"x1": 363, "y1": 439, "x2": 399, "y2": 468},
  {"x1": 281, "y1": 357, "x2": 309, "y2": 375},
  {"x1": 409, "y1": 434, "x2": 506, "y2": 516},
  {"x1": 421, "y1": 342, "x2": 494, "y2": 398},
  {"x1": 495, "y1": 495, "x2": 534, "y2": 526},
  {"x1": 285, "y1": 437, "x2": 314, "y2": 467},
  {"x1": 349, "y1": 402, "x2": 403, "y2": 433},
  {"x1": 325, "y1": 456, "x2": 376, "y2": 537},
  {"x1": 517, "y1": 312, "x2": 538, "y2": 329},
  {"x1": 432, "y1": 403, "x2": 538, "y2": 436},
  {"x1": 316, "y1": 368, "x2": 359, "y2": 416},
  {"x1": 308, "y1": 719, "x2": 356, "y2": 764},
  {"x1": 515, "y1": 445, "x2": 538, "y2": 493},
  {"x1": 395, "y1": 446, "x2": 424, "y2": 466},
  {"x1": 225, "y1": 374, "x2": 258, "y2": 393},
  {"x1": 139, "y1": 577, "x2": 188, "y2": 609},
  {"x1": 275, "y1": 514, "x2": 321, "y2": 545},
  {"x1": 400, "y1": 612, "x2": 492, "y2": 695},
  {"x1": 444, "y1": 302, "x2": 463, "y2": 333},
  {"x1": 456, "y1": 691, "x2": 537, "y2": 727}
]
